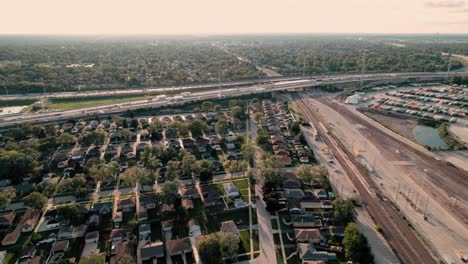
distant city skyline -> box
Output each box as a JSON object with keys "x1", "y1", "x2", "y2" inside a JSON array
[{"x1": 1, "y1": 0, "x2": 468, "y2": 35}]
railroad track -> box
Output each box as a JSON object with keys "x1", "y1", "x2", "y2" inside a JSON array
[
  {"x1": 293, "y1": 94, "x2": 436, "y2": 264},
  {"x1": 319, "y1": 97, "x2": 468, "y2": 225}
]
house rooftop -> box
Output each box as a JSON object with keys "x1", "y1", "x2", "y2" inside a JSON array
[
  {"x1": 167, "y1": 238, "x2": 191, "y2": 254},
  {"x1": 52, "y1": 240, "x2": 70, "y2": 253},
  {"x1": 141, "y1": 241, "x2": 164, "y2": 259},
  {"x1": 85, "y1": 231, "x2": 99, "y2": 240}
]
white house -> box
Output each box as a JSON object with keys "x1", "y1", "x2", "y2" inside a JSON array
[{"x1": 222, "y1": 182, "x2": 240, "y2": 199}]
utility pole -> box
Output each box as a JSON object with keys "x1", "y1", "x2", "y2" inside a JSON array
[
  {"x1": 2, "y1": 81, "x2": 7, "y2": 95},
  {"x1": 423, "y1": 196, "x2": 430, "y2": 219},
  {"x1": 445, "y1": 53, "x2": 453, "y2": 83},
  {"x1": 303, "y1": 53, "x2": 306, "y2": 77},
  {"x1": 360, "y1": 50, "x2": 367, "y2": 88},
  {"x1": 395, "y1": 183, "x2": 401, "y2": 203},
  {"x1": 415, "y1": 193, "x2": 420, "y2": 209},
  {"x1": 218, "y1": 65, "x2": 221, "y2": 95}
]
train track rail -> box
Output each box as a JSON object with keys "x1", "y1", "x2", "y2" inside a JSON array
[{"x1": 293, "y1": 94, "x2": 436, "y2": 264}]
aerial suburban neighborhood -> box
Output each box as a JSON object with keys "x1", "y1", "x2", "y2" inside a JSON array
[{"x1": 0, "y1": 3, "x2": 468, "y2": 263}]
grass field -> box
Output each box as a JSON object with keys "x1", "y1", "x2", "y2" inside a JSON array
[{"x1": 48, "y1": 95, "x2": 150, "y2": 110}]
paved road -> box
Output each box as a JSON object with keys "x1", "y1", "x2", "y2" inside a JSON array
[
  {"x1": 251, "y1": 185, "x2": 277, "y2": 264},
  {"x1": 0, "y1": 71, "x2": 463, "y2": 129}
]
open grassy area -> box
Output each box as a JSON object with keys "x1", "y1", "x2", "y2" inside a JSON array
[
  {"x1": 48, "y1": 95, "x2": 151, "y2": 110},
  {"x1": 0, "y1": 99, "x2": 37, "y2": 107}
]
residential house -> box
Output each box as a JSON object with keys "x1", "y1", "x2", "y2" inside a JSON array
[
  {"x1": 139, "y1": 193, "x2": 158, "y2": 210},
  {"x1": 329, "y1": 226, "x2": 345, "y2": 237},
  {"x1": 91, "y1": 201, "x2": 113, "y2": 215},
  {"x1": 297, "y1": 243, "x2": 337, "y2": 263},
  {"x1": 139, "y1": 224, "x2": 151, "y2": 239},
  {"x1": 161, "y1": 203, "x2": 175, "y2": 214},
  {"x1": 49, "y1": 240, "x2": 69, "y2": 263},
  {"x1": 188, "y1": 219, "x2": 201, "y2": 237},
  {"x1": 220, "y1": 220, "x2": 240, "y2": 238},
  {"x1": 294, "y1": 229, "x2": 323, "y2": 244},
  {"x1": 117, "y1": 197, "x2": 136, "y2": 212},
  {"x1": 0, "y1": 213, "x2": 15, "y2": 226},
  {"x1": 140, "y1": 241, "x2": 164, "y2": 262},
  {"x1": 18, "y1": 208, "x2": 41, "y2": 233},
  {"x1": 57, "y1": 225, "x2": 86, "y2": 239},
  {"x1": 291, "y1": 215, "x2": 322, "y2": 228},
  {"x1": 198, "y1": 184, "x2": 222, "y2": 207},
  {"x1": 222, "y1": 182, "x2": 240, "y2": 199},
  {"x1": 161, "y1": 220, "x2": 174, "y2": 232},
  {"x1": 110, "y1": 240, "x2": 135, "y2": 264},
  {"x1": 180, "y1": 187, "x2": 200, "y2": 199},
  {"x1": 167, "y1": 238, "x2": 192, "y2": 256},
  {"x1": 1, "y1": 229, "x2": 20, "y2": 246},
  {"x1": 113, "y1": 211, "x2": 123, "y2": 228},
  {"x1": 313, "y1": 189, "x2": 328, "y2": 200},
  {"x1": 18, "y1": 244, "x2": 36, "y2": 264},
  {"x1": 85, "y1": 231, "x2": 99, "y2": 244},
  {"x1": 181, "y1": 199, "x2": 194, "y2": 210}
]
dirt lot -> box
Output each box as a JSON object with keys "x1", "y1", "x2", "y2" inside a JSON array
[{"x1": 364, "y1": 112, "x2": 417, "y2": 140}]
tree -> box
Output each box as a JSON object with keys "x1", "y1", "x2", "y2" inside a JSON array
[
  {"x1": 188, "y1": 119, "x2": 208, "y2": 138},
  {"x1": 296, "y1": 164, "x2": 314, "y2": 185},
  {"x1": 213, "y1": 104, "x2": 222, "y2": 111},
  {"x1": 120, "y1": 167, "x2": 152, "y2": 188},
  {"x1": 230, "y1": 106, "x2": 243, "y2": 119},
  {"x1": 90, "y1": 162, "x2": 117, "y2": 185},
  {"x1": 253, "y1": 112, "x2": 263, "y2": 124},
  {"x1": 241, "y1": 143, "x2": 255, "y2": 164},
  {"x1": 0, "y1": 149, "x2": 37, "y2": 182},
  {"x1": 220, "y1": 233, "x2": 240, "y2": 261},
  {"x1": 256, "y1": 128, "x2": 270, "y2": 150},
  {"x1": 168, "y1": 121, "x2": 189, "y2": 137},
  {"x1": 334, "y1": 198, "x2": 355, "y2": 225},
  {"x1": 265, "y1": 197, "x2": 281, "y2": 213},
  {"x1": 161, "y1": 180, "x2": 182, "y2": 205},
  {"x1": 165, "y1": 161, "x2": 179, "y2": 181},
  {"x1": 130, "y1": 118, "x2": 139, "y2": 129},
  {"x1": 198, "y1": 235, "x2": 224, "y2": 264},
  {"x1": 181, "y1": 154, "x2": 197, "y2": 177},
  {"x1": 57, "y1": 204, "x2": 82, "y2": 225},
  {"x1": 201, "y1": 101, "x2": 214, "y2": 112},
  {"x1": 343, "y1": 223, "x2": 374, "y2": 263},
  {"x1": 259, "y1": 155, "x2": 283, "y2": 185},
  {"x1": 312, "y1": 165, "x2": 330, "y2": 189},
  {"x1": 0, "y1": 188, "x2": 16, "y2": 209},
  {"x1": 23, "y1": 192, "x2": 47, "y2": 209},
  {"x1": 199, "y1": 168, "x2": 213, "y2": 183},
  {"x1": 215, "y1": 118, "x2": 228, "y2": 135},
  {"x1": 58, "y1": 132, "x2": 75, "y2": 147},
  {"x1": 79, "y1": 254, "x2": 106, "y2": 264},
  {"x1": 81, "y1": 131, "x2": 108, "y2": 146}
]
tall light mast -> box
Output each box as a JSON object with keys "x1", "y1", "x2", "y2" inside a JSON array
[
  {"x1": 360, "y1": 50, "x2": 367, "y2": 88},
  {"x1": 445, "y1": 53, "x2": 453, "y2": 83}
]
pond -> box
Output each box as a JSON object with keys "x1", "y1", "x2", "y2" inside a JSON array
[{"x1": 412, "y1": 125, "x2": 447, "y2": 148}]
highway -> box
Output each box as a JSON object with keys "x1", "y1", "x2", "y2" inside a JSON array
[{"x1": 0, "y1": 71, "x2": 464, "y2": 128}]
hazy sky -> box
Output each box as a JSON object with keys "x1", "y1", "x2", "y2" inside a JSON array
[{"x1": 1, "y1": 0, "x2": 468, "y2": 34}]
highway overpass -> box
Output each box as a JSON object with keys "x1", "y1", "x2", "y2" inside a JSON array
[{"x1": 0, "y1": 71, "x2": 464, "y2": 129}]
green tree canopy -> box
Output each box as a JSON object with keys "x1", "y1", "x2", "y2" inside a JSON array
[
  {"x1": 198, "y1": 234, "x2": 224, "y2": 264},
  {"x1": 343, "y1": 223, "x2": 374, "y2": 263},
  {"x1": 23, "y1": 191, "x2": 47, "y2": 210}
]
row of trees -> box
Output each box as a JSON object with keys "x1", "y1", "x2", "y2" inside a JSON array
[
  {"x1": 0, "y1": 38, "x2": 264, "y2": 94},
  {"x1": 197, "y1": 233, "x2": 240, "y2": 264},
  {"x1": 229, "y1": 37, "x2": 464, "y2": 75}
]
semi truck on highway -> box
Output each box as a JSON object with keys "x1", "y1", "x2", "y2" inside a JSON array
[{"x1": 181, "y1": 92, "x2": 192, "y2": 97}]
